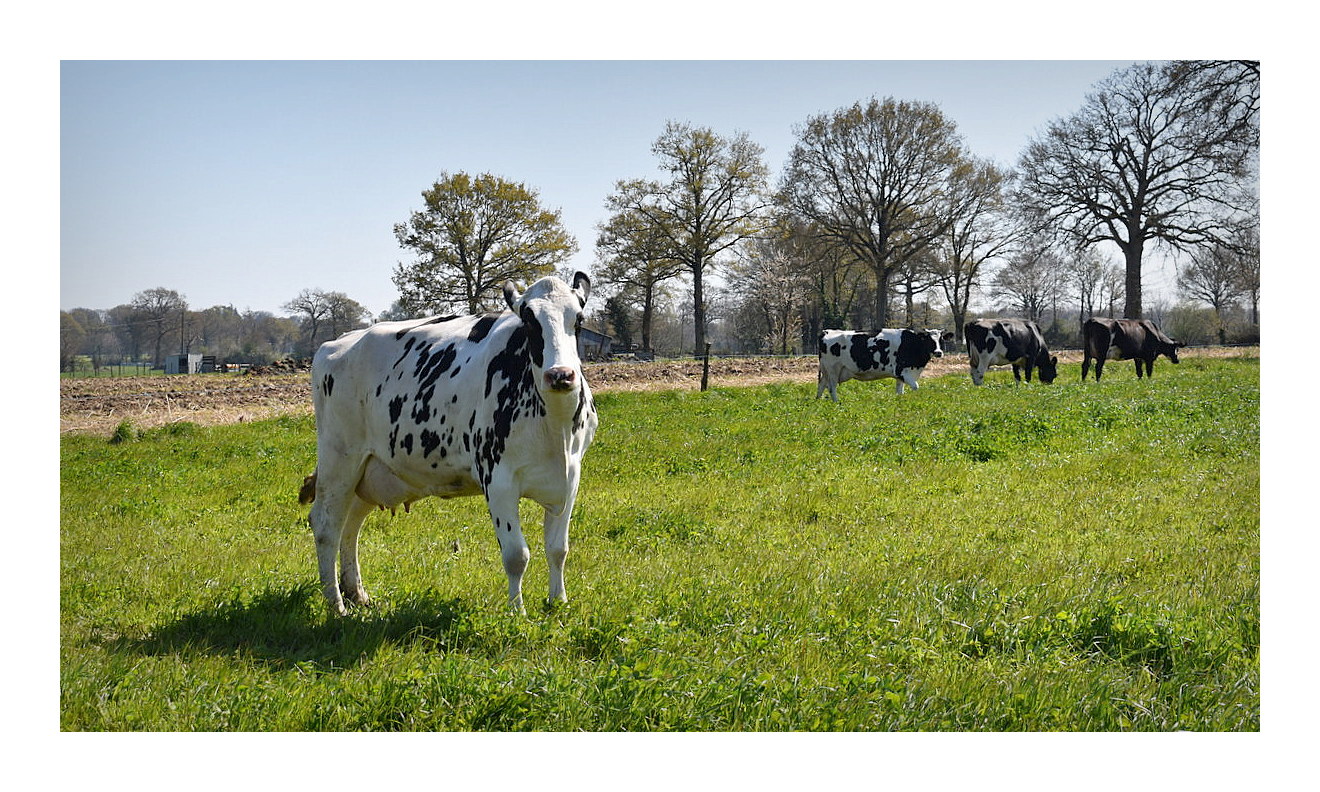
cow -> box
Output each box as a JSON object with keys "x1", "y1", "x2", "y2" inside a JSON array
[
  {"x1": 299, "y1": 271, "x2": 597, "y2": 615},
  {"x1": 964, "y1": 318, "x2": 1059, "y2": 386},
  {"x1": 1081, "y1": 317, "x2": 1184, "y2": 381},
  {"x1": 817, "y1": 328, "x2": 954, "y2": 402}
]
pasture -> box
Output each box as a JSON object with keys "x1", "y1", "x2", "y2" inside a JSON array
[{"x1": 60, "y1": 355, "x2": 1259, "y2": 731}]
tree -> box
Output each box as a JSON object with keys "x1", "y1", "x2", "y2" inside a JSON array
[
  {"x1": 129, "y1": 287, "x2": 187, "y2": 367},
  {"x1": 611, "y1": 122, "x2": 770, "y2": 354},
  {"x1": 392, "y1": 172, "x2": 578, "y2": 314},
  {"x1": 602, "y1": 294, "x2": 634, "y2": 351},
  {"x1": 781, "y1": 97, "x2": 971, "y2": 328},
  {"x1": 930, "y1": 159, "x2": 1017, "y2": 346},
  {"x1": 992, "y1": 237, "x2": 1064, "y2": 323},
  {"x1": 60, "y1": 311, "x2": 86, "y2": 372},
  {"x1": 728, "y1": 232, "x2": 813, "y2": 355},
  {"x1": 1179, "y1": 244, "x2": 1244, "y2": 344},
  {"x1": 284, "y1": 289, "x2": 369, "y2": 357},
  {"x1": 594, "y1": 197, "x2": 686, "y2": 353},
  {"x1": 1015, "y1": 60, "x2": 1259, "y2": 319}
]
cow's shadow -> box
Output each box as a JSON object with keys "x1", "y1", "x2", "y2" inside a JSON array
[{"x1": 122, "y1": 584, "x2": 479, "y2": 671}]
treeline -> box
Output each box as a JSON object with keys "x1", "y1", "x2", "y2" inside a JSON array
[
  {"x1": 61, "y1": 60, "x2": 1260, "y2": 371},
  {"x1": 59, "y1": 286, "x2": 372, "y2": 373}
]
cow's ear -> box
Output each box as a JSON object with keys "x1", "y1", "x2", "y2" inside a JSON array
[
  {"x1": 1050, "y1": 356, "x2": 1058, "y2": 365},
  {"x1": 503, "y1": 281, "x2": 520, "y2": 312},
  {"x1": 572, "y1": 271, "x2": 592, "y2": 306},
  {"x1": 942, "y1": 331, "x2": 955, "y2": 341}
]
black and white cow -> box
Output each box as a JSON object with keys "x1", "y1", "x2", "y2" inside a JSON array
[
  {"x1": 300, "y1": 272, "x2": 597, "y2": 615},
  {"x1": 1081, "y1": 317, "x2": 1184, "y2": 381},
  {"x1": 817, "y1": 328, "x2": 954, "y2": 402},
  {"x1": 964, "y1": 318, "x2": 1059, "y2": 386}
]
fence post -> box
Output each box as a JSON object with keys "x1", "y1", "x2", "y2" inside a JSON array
[{"x1": 700, "y1": 343, "x2": 711, "y2": 391}]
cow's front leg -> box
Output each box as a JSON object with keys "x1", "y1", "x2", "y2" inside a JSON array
[
  {"x1": 543, "y1": 477, "x2": 580, "y2": 606},
  {"x1": 486, "y1": 487, "x2": 530, "y2": 614}
]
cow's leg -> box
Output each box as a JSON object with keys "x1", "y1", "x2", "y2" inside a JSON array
[
  {"x1": 543, "y1": 491, "x2": 576, "y2": 607},
  {"x1": 486, "y1": 486, "x2": 530, "y2": 614},
  {"x1": 337, "y1": 497, "x2": 375, "y2": 607},
  {"x1": 309, "y1": 489, "x2": 355, "y2": 616},
  {"x1": 1012, "y1": 364, "x2": 1022, "y2": 383},
  {"x1": 1081, "y1": 355, "x2": 1091, "y2": 381},
  {"x1": 1093, "y1": 358, "x2": 1105, "y2": 381},
  {"x1": 1134, "y1": 359, "x2": 1144, "y2": 378},
  {"x1": 816, "y1": 367, "x2": 826, "y2": 399}
]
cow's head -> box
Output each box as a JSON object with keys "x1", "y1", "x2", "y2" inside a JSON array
[
  {"x1": 504, "y1": 271, "x2": 592, "y2": 395},
  {"x1": 1037, "y1": 354, "x2": 1060, "y2": 384},
  {"x1": 926, "y1": 329, "x2": 955, "y2": 358}
]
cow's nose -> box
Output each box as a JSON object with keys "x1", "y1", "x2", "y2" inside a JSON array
[
  {"x1": 545, "y1": 366, "x2": 577, "y2": 391},
  {"x1": 932, "y1": 350, "x2": 943, "y2": 357}
]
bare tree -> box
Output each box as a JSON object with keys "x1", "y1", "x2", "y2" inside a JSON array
[
  {"x1": 1015, "y1": 60, "x2": 1259, "y2": 319},
  {"x1": 780, "y1": 97, "x2": 971, "y2": 328},
  {"x1": 284, "y1": 289, "x2": 369, "y2": 357},
  {"x1": 611, "y1": 122, "x2": 770, "y2": 354},
  {"x1": 992, "y1": 237, "x2": 1065, "y2": 323},
  {"x1": 729, "y1": 233, "x2": 813, "y2": 355},
  {"x1": 1179, "y1": 244, "x2": 1244, "y2": 344},
  {"x1": 931, "y1": 159, "x2": 1018, "y2": 346},
  {"x1": 129, "y1": 287, "x2": 187, "y2": 367}
]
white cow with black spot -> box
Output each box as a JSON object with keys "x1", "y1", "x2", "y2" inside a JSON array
[
  {"x1": 817, "y1": 328, "x2": 954, "y2": 402},
  {"x1": 300, "y1": 272, "x2": 597, "y2": 615}
]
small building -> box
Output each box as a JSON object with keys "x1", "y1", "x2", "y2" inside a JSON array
[
  {"x1": 165, "y1": 354, "x2": 203, "y2": 374},
  {"x1": 578, "y1": 327, "x2": 612, "y2": 361}
]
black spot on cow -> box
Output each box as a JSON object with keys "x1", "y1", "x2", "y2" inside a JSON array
[
  {"x1": 388, "y1": 395, "x2": 407, "y2": 424},
  {"x1": 321, "y1": 373, "x2": 335, "y2": 397},
  {"x1": 395, "y1": 315, "x2": 459, "y2": 340},
  {"x1": 400, "y1": 433, "x2": 414, "y2": 455},
  {"x1": 468, "y1": 313, "x2": 502, "y2": 343},
  {"x1": 420, "y1": 429, "x2": 442, "y2": 458},
  {"x1": 393, "y1": 336, "x2": 417, "y2": 369},
  {"x1": 895, "y1": 331, "x2": 937, "y2": 375},
  {"x1": 848, "y1": 335, "x2": 876, "y2": 372}
]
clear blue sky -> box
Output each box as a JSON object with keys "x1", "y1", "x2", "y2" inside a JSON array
[{"x1": 60, "y1": 60, "x2": 1146, "y2": 318}]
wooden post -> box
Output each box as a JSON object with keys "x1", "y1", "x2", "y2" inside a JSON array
[{"x1": 700, "y1": 343, "x2": 711, "y2": 391}]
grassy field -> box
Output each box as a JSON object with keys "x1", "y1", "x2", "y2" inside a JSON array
[{"x1": 59, "y1": 356, "x2": 1259, "y2": 731}]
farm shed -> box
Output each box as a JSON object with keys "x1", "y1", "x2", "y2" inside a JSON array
[
  {"x1": 578, "y1": 327, "x2": 612, "y2": 361},
  {"x1": 165, "y1": 354, "x2": 203, "y2": 375}
]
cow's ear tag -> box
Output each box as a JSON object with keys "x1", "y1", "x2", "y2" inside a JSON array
[{"x1": 503, "y1": 281, "x2": 520, "y2": 312}]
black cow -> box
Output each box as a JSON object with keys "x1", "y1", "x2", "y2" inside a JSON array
[
  {"x1": 964, "y1": 318, "x2": 1059, "y2": 386},
  {"x1": 1081, "y1": 317, "x2": 1184, "y2": 381}
]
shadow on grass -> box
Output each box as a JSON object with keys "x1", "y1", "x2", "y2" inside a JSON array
[{"x1": 124, "y1": 583, "x2": 480, "y2": 671}]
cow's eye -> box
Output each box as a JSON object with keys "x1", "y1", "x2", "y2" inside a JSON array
[{"x1": 573, "y1": 314, "x2": 583, "y2": 336}]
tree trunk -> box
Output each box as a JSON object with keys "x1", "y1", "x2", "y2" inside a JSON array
[
  {"x1": 1122, "y1": 237, "x2": 1145, "y2": 319},
  {"x1": 692, "y1": 263, "x2": 706, "y2": 355},
  {"x1": 641, "y1": 286, "x2": 655, "y2": 353},
  {"x1": 873, "y1": 264, "x2": 891, "y2": 329}
]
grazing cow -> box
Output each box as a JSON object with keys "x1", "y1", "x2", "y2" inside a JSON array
[
  {"x1": 1081, "y1": 317, "x2": 1184, "y2": 381},
  {"x1": 300, "y1": 272, "x2": 597, "y2": 615},
  {"x1": 817, "y1": 328, "x2": 954, "y2": 402},
  {"x1": 964, "y1": 318, "x2": 1059, "y2": 386}
]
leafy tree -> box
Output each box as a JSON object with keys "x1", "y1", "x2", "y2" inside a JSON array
[
  {"x1": 780, "y1": 97, "x2": 971, "y2": 327},
  {"x1": 610, "y1": 122, "x2": 770, "y2": 354},
  {"x1": 60, "y1": 311, "x2": 86, "y2": 373},
  {"x1": 602, "y1": 294, "x2": 634, "y2": 350},
  {"x1": 594, "y1": 198, "x2": 686, "y2": 353},
  {"x1": 1015, "y1": 60, "x2": 1259, "y2": 319},
  {"x1": 392, "y1": 172, "x2": 578, "y2": 314}
]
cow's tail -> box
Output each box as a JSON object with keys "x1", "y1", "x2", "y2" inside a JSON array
[{"x1": 298, "y1": 472, "x2": 317, "y2": 505}]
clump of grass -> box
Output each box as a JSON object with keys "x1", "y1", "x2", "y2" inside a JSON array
[{"x1": 108, "y1": 419, "x2": 138, "y2": 444}]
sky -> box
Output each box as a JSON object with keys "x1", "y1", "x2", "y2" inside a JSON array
[{"x1": 60, "y1": 59, "x2": 1153, "y2": 319}]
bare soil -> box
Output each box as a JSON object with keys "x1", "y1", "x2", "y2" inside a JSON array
[{"x1": 59, "y1": 347, "x2": 1255, "y2": 437}]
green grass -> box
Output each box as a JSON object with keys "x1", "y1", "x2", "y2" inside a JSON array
[{"x1": 60, "y1": 357, "x2": 1259, "y2": 730}]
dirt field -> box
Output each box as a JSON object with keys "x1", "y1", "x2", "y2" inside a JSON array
[{"x1": 60, "y1": 347, "x2": 1253, "y2": 437}]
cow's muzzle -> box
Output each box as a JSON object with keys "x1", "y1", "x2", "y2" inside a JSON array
[{"x1": 545, "y1": 366, "x2": 578, "y2": 392}]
